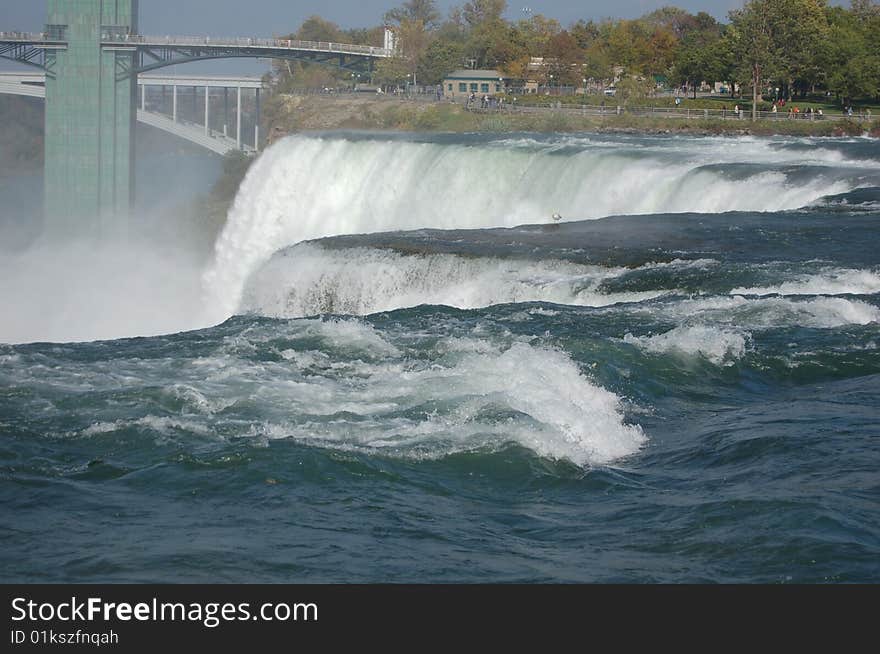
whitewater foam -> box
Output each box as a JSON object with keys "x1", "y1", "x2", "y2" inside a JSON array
[
  {"x1": 241, "y1": 243, "x2": 667, "y2": 317},
  {"x1": 637, "y1": 295, "x2": 880, "y2": 328},
  {"x1": 202, "y1": 134, "x2": 859, "y2": 321},
  {"x1": 623, "y1": 325, "x2": 749, "y2": 366},
  {"x1": 50, "y1": 314, "x2": 644, "y2": 466},
  {"x1": 731, "y1": 268, "x2": 880, "y2": 297},
  {"x1": 81, "y1": 416, "x2": 214, "y2": 438},
  {"x1": 238, "y1": 339, "x2": 647, "y2": 466}
]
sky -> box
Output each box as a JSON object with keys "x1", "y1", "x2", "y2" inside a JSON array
[{"x1": 4, "y1": 1, "x2": 748, "y2": 36}]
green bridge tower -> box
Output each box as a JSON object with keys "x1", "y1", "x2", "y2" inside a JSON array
[{"x1": 44, "y1": 0, "x2": 138, "y2": 232}]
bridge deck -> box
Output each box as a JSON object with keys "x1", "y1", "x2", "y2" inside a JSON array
[
  {"x1": 0, "y1": 71, "x2": 264, "y2": 89},
  {"x1": 0, "y1": 32, "x2": 392, "y2": 58},
  {"x1": 139, "y1": 74, "x2": 264, "y2": 89},
  {"x1": 0, "y1": 72, "x2": 256, "y2": 156}
]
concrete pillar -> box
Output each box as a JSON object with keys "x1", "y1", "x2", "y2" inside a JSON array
[
  {"x1": 204, "y1": 86, "x2": 210, "y2": 135},
  {"x1": 255, "y1": 88, "x2": 261, "y2": 151},
  {"x1": 236, "y1": 84, "x2": 242, "y2": 149},
  {"x1": 141, "y1": 83, "x2": 146, "y2": 111},
  {"x1": 224, "y1": 87, "x2": 229, "y2": 136},
  {"x1": 44, "y1": 0, "x2": 138, "y2": 229},
  {"x1": 172, "y1": 84, "x2": 177, "y2": 123}
]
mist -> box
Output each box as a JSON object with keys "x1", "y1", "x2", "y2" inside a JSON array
[{"x1": 0, "y1": 120, "x2": 224, "y2": 345}]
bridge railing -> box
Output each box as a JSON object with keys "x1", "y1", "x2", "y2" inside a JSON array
[
  {"x1": 102, "y1": 34, "x2": 393, "y2": 57},
  {"x1": 1, "y1": 31, "x2": 393, "y2": 58},
  {"x1": 0, "y1": 31, "x2": 65, "y2": 44},
  {"x1": 472, "y1": 101, "x2": 863, "y2": 122}
]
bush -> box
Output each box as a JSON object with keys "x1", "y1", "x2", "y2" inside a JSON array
[
  {"x1": 413, "y1": 107, "x2": 442, "y2": 130},
  {"x1": 542, "y1": 112, "x2": 572, "y2": 131}
]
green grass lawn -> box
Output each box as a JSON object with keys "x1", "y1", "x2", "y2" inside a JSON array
[
  {"x1": 694, "y1": 95, "x2": 879, "y2": 114},
  {"x1": 509, "y1": 92, "x2": 880, "y2": 115}
]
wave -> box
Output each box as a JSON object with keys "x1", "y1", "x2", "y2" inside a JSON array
[
  {"x1": 623, "y1": 325, "x2": 749, "y2": 366},
  {"x1": 236, "y1": 241, "x2": 880, "y2": 339},
  {"x1": 81, "y1": 416, "x2": 214, "y2": 438},
  {"x1": 64, "y1": 319, "x2": 646, "y2": 466},
  {"x1": 633, "y1": 295, "x2": 880, "y2": 328},
  {"x1": 241, "y1": 243, "x2": 668, "y2": 317},
  {"x1": 810, "y1": 186, "x2": 880, "y2": 213},
  {"x1": 202, "y1": 134, "x2": 864, "y2": 321},
  {"x1": 239, "y1": 242, "x2": 880, "y2": 333},
  {"x1": 731, "y1": 268, "x2": 880, "y2": 297}
]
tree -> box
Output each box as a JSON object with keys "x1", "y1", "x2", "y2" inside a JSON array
[
  {"x1": 850, "y1": 0, "x2": 880, "y2": 19},
  {"x1": 462, "y1": 0, "x2": 507, "y2": 27},
  {"x1": 468, "y1": 18, "x2": 524, "y2": 70},
  {"x1": 582, "y1": 42, "x2": 613, "y2": 85},
  {"x1": 296, "y1": 15, "x2": 344, "y2": 42},
  {"x1": 604, "y1": 20, "x2": 639, "y2": 71},
  {"x1": 385, "y1": 0, "x2": 441, "y2": 28},
  {"x1": 343, "y1": 26, "x2": 385, "y2": 46},
  {"x1": 615, "y1": 76, "x2": 655, "y2": 105},
  {"x1": 418, "y1": 37, "x2": 467, "y2": 85},
  {"x1": 642, "y1": 5, "x2": 698, "y2": 38},
  {"x1": 673, "y1": 13, "x2": 724, "y2": 98},
  {"x1": 514, "y1": 14, "x2": 562, "y2": 57},
  {"x1": 388, "y1": 18, "x2": 432, "y2": 86},
  {"x1": 647, "y1": 26, "x2": 678, "y2": 79},
  {"x1": 570, "y1": 20, "x2": 600, "y2": 50},
  {"x1": 271, "y1": 16, "x2": 365, "y2": 90},
  {"x1": 823, "y1": 5, "x2": 880, "y2": 104},
  {"x1": 728, "y1": 0, "x2": 829, "y2": 120},
  {"x1": 374, "y1": 56, "x2": 411, "y2": 87},
  {"x1": 546, "y1": 31, "x2": 584, "y2": 86}
]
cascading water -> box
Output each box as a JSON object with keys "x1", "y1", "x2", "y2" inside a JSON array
[
  {"x1": 202, "y1": 132, "x2": 868, "y2": 322},
  {"x1": 4, "y1": 130, "x2": 880, "y2": 583}
]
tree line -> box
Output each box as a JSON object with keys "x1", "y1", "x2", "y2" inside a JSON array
[{"x1": 270, "y1": 0, "x2": 880, "y2": 112}]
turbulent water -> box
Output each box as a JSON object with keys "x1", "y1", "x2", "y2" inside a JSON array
[{"x1": 2, "y1": 132, "x2": 880, "y2": 582}]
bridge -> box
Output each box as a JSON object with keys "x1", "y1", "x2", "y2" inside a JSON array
[
  {"x1": 0, "y1": 32, "x2": 392, "y2": 76},
  {"x1": 0, "y1": 1, "x2": 394, "y2": 230},
  {"x1": 0, "y1": 71, "x2": 262, "y2": 156}
]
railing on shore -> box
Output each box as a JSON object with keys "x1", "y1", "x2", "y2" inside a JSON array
[
  {"x1": 473, "y1": 102, "x2": 872, "y2": 122},
  {"x1": 277, "y1": 88, "x2": 875, "y2": 122},
  {"x1": 280, "y1": 86, "x2": 443, "y2": 102}
]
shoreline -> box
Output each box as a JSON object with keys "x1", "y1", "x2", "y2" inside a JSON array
[{"x1": 264, "y1": 94, "x2": 880, "y2": 143}]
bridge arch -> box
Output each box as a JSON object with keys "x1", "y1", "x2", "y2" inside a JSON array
[{"x1": 0, "y1": 9, "x2": 394, "y2": 222}]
